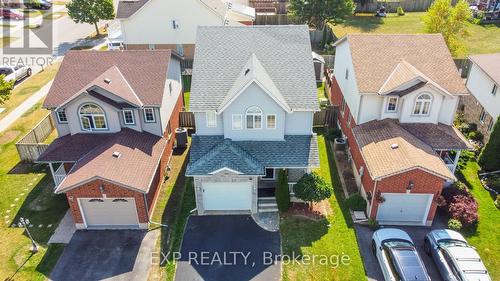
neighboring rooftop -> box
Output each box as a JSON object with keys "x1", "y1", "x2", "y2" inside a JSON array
[
  {"x1": 352, "y1": 119, "x2": 457, "y2": 181},
  {"x1": 187, "y1": 134, "x2": 319, "y2": 176},
  {"x1": 469, "y1": 53, "x2": 500, "y2": 86},
  {"x1": 190, "y1": 25, "x2": 319, "y2": 112},
  {"x1": 43, "y1": 50, "x2": 175, "y2": 108},
  {"x1": 335, "y1": 34, "x2": 468, "y2": 95}
]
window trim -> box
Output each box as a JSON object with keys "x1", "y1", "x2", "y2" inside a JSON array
[
  {"x1": 78, "y1": 103, "x2": 108, "y2": 131},
  {"x1": 412, "y1": 93, "x2": 432, "y2": 116},
  {"x1": 266, "y1": 114, "x2": 276, "y2": 129},
  {"x1": 232, "y1": 114, "x2": 242, "y2": 130},
  {"x1": 143, "y1": 107, "x2": 156, "y2": 123},
  {"x1": 345, "y1": 68, "x2": 349, "y2": 80},
  {"x1": 479, "y1": 109, "x2": 486, "y2": 124},
  {"x1": 166, "y1": 120, "x2": 172, "y2": 140},
  {"x1": 122, "y1": 109, "x2": 135, "y2": 125},
  {"x1": 262, "y1": 168, "x2": 275, "y2": 180},
  {"x1": 492, "y1": 84, "x2": 497, "y2": 96},
  {"x1": 206, "y1": 111, "x2": 217, "y2": 128},
  {"x1": 385, "y1": 97, "x2": 398, "y2": 113},
  {"x1": 340, "y1": 98, "x2": 346, "y2": 117},
  {"x1": 487, "y1": 119, "x2": 494, "y2": 132},
  {"x1": 56, "y1": 109, "x2": 68, "y2": 124},
  {"x1": 246, "y1": 106, "x2": 263, "y2": 129}
]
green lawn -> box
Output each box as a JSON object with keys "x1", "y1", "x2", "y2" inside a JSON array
[
  {"x1": 0, "y1": 105, "x2": 68, "y2": 280},
  {"x1": 458, "y1": 161, "x2": 500, "y2": 280},
  {"x1": 280, "y1": 131, "x2": 366, "y2": 281},
  {"x1": 317, "y1": 82, "x2": 325, "y2": 100},
  {"x1": 183, "y1": 92, "x2": 190, "y2": 111},
  {"x1": 331, "y1": 13, "x2": 500, "y2": 57},
  {"x1": 0, "y1": 63, "x2": 60, "y2": 120}
]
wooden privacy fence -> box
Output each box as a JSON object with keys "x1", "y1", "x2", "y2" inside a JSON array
[
  {"x1": 254, "y1": 14, "x2": 302, "y2": 25},
  {"x1": 313, "y1": 107, "x2": 337, "y2": 127},
  {"x1": 355, "y1": 0, "x2": 459, "y2": 13},
  {"x1": 16, "y1": 114, "x2": 55, "y2": 163},
  {"x1": 179, "y1": 111, "x2": 195, "y2": 128}
]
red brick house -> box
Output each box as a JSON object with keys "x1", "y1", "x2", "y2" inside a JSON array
[
  {"x1": 37, "y1": 50, "x2": 184, "y2": 229},
  {"x1": 328, "y1": 34, "x2": 472, "y2": 226}
]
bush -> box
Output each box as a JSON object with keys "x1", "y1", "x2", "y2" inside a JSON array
[
  {"x1": 448, "y1": 218, "x2": 462, "y2": 231},
  {"x1": 293, "y1": 172, "x2": 333, "y2": 206},
  {"x1": 397, "y1": 6, "x2": 405, "y2": 16},
  {"x1": 276, "y1": 169, "x2": 291, "y2": 212},
  {"x1": 325, "y1": 128, "x2": 342, "y2": 141},
  {"x1": 345, "y1": 193, "x2": 367, "y2": 211},
  {"x1": 495, "y1": 195, "x2": 500, "y2": 209},
  {"x1": 368, "y1": 218, "x2": 379, "y2": 230},
  {"x1": 448, "y1": 195, "x2": 478, "y2": 226},
  {"x1": 484, "y1": 175, "x2": 500, "y2": 193},
  {"x1": 479, "y1": 117, "x2": 500, "y2": 171},
  {"x1": 467, "y1": 130, "x2": 484, "y2": 143}
]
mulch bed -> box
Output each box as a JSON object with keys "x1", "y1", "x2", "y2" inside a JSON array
[{"x1": 287, "y1": 200, "x2": 332, "y2": 220}]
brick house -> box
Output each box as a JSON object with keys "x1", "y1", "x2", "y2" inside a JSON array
[
  {"x1": 37, "y1": 50, "x2": 184, "y2": 229},
  {"x1": 329, "y1": 34, "x2": 472, "y2": 226},
  {"x1": 459, "y1": 53, "x2": 500, "y2": 144}
]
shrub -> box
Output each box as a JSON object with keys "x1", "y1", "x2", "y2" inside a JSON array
[
  {"x1": 484, "y1": 175, "x2": 500, "y2": 193},
  {"x1": 448, "y1": 218, "x2": 462, "y2": 231},
  {"x1": 495, "y1": 195, "x2": 500, "y2": 209},
  {"x1": 397, "y1": 6, "x2": 405, "y2": 16},
  {"x1": 479, "y1": 117, "x2": 500, "y2": 171},
  {"x1": 276, "y1": 169, "x2": 291, "y2": 212},
  {"x1": 293, "y1": 172, "x2": 333, "y2": 207},
  {"x1": 368, "y1": 218, "x2": 379, "y2": 230},
  {"x1": 448, "y1": 195, "x2": 478, "y2": 226},
  {"x1": 467, "y1": 130, "x2": 484, "y2": 143},
  {"x1": 325, "y1": 128, "x2": 342, "y2": 141},
  {"x1": 345, "y1": 193, "x2": 367, "y2": 211}
]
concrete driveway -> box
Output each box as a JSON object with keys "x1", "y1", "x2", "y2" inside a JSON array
[
  {"x1": 175, "y1": 215, "x2": 281, "y2": 281},
  {"x1": 355, "y1": 222, "x2": 446, "y2": 281},
  {"x1": 50, "y1": 230, "x2": 158, "y2": 281}
]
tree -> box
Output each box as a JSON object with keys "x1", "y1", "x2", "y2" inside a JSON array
[
  {"x1": 0, "y1": 75, "x2": 14, "y2": 105},
  {"x1": 67, "y1": 0, "x2": 114, "y2": 36},
  {"x1": 293, "y1": 172, "x2": 333, "y2": 208},
  {"x1": 276, "y1": 169, "x2": 291, "y2": 212},
  {"x1": 478, "y1": 117, "x2": 500, "y2": 171},
  {"x1": 289, "y1": 0, "x2": 355, "y2": 30},
  {"x1": 423, "y1": 0, "x2": 471, "y2": 57}
]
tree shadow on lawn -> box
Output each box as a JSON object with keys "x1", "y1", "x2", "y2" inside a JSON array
[
  {"x1": 332, "y1": 14, "x2": 384, "y2": 33},
  {"x1": 280, "y1": 216, "x2": 330, "y2": 257}
]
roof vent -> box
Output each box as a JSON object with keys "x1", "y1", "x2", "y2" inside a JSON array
[
  {"x1": 104, "y1": 78, "x2": 111, "y2": 84},
  {"x1": 391, "y1": 143, "x2": 399, "y2": 149},
  {"x1": 112, "y1": 151, "x2": 121, "y2": 158},
  {"x1": 244, "y1": 68, "x2": 250, "y2": 76}
]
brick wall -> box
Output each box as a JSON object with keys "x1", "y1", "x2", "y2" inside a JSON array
[{"x1": 459, "y1": 95, "x2": 495, "y2": 143}]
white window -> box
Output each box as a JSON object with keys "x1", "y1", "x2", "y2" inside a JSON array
[
  {"x1": 246, "y1": 106, "x2": 262, "y2": 129},
  {"x1": 487, "y1": 119, "x2": 494, "y2": 132},
  {"x1": 266, "y1": 114, "x2": 276, "y2": 129},
  {"x1": 166, "y1": 121, "x2": 172, "y2": 139},
  {"x1": 122, "y1": 109, "x2": 135, "y2": 125},
  {"x1": 232, "y1": 114, "x2": 242, "y2": 130},
  {"x1": 479, "y1": 109, "x2": 486, "y2": 124},
  {"x1": 148, "y1": 44, "x2": 155, "y2": 50},
  {"x1": 57, "y1": 109, "x2": 68, "y2": 123},
  {"x1": 206, "y1": 111, "x2": 217, "y2": 128},
  {"x1": 492, "y1": 84, "x2": 497, "y2": 96},
  {"x1": 79, "y1": 103, "x2": 107, "y2": 131},
  {"x1": 413, "y1": 93, "x2": 432, "y2": 115},
  {"x1": 386, "y1": 97, "x2": 398, "y2": 112},
  {"x1": 340, "y1": 98, "x2": 346, "y2": 116},
  {"x1": 144, "y1": 108, "x2": 156, "y2": 123},
  {"x1": 176, "y1": 44, "x2": 184, "y2": 56},
  {"x1": 347, "y1": 115, "x2": 352, "y2": 128}
]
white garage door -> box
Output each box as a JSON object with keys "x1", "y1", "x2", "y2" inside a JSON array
[
  {"x1": 376, "y1": 193, "x2": 433, "y2": 225},
  {"x1": 79, "y1": 198, "x2": 139, "y2": 228},
  {"x1": 202, "y1": 181, "x2": 252, "y2": 211}
]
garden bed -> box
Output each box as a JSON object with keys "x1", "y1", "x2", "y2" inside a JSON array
[{"x1": 333, "y1": 150, "x2": 359, "y2": 195}]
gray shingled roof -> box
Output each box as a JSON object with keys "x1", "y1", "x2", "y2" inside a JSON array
[
  {"x1": 187, "y1": 134, "x2": 319, "y2": 176},
  {"x1": 190, "y1": 26, "x2": 319, "y2": 112}
]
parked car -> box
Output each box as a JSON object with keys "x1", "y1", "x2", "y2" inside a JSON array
[
  {"x1": 0, "y1": 8, "x2": 24, "y2": 20},
  {"x1": 372, "y1": 228, "x2": 431, "y2": 281},
  {"x1": 0, "y1": 65, "x2": 32, "y2": 84},
  {"x1": 425, "y1": 229, "x2": 491, "y2": 281},
  {"x1": 24, "y1": 0, "x2": 52, "y2": 10}
]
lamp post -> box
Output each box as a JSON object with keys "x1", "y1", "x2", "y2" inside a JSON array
[{"x1": 18, "y1": 217, "x2": 38, "y2": 253}]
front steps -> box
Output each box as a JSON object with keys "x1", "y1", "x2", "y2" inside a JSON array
[{"x1": 258, "y1": 197, "x2": 278, "y2": 213}]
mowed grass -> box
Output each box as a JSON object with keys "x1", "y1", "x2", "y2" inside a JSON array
[
  {"x1": 458, "y1": 161, "x2": 500, "y2": 280},
  {"x1": 0, "y1": 104, "x2": 68, "y2": 280},
  {"x1": 280, "y1": 131, "x2": 366, "y2": 281},
  {"x1": 330, "y1": 12, "x2": 500, "y2": 57},
  {"x1": 0, "y1": 63, "x2": 60, "y2": 120}
]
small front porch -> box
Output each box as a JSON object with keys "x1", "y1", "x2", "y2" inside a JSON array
[
  {"x1": 257, "y1": 168, "x2": 307, "y2": 212},
  {"x1": 436, "y1": 150, "x2": 462, "y2": 174}
]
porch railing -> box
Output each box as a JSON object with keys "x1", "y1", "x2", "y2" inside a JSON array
[{"x1": 53, "y1": 164, "x2": 66, "y2": 187}]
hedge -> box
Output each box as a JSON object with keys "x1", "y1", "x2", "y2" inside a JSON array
[
  {"x1": 276, "y1": 169, "x2": 291, "y2": 212},
  {"x1": 478, "y1": 117, "x2": 500, "y2": 171}
]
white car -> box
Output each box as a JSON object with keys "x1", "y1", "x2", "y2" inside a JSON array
[
  {"x1": 372, "y1": 228, "x2": 431, "y2": 281},
  {"x1": 0, "y1": 65, "x2": 32, "y2": 84}
]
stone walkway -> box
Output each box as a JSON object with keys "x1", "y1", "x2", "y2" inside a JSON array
[
  {"x1": 252, "y1": 211, "x2": 280, "y2": 232},
  {"x1": 48, "y1": 210, "x2": 76, "y2": 244}
]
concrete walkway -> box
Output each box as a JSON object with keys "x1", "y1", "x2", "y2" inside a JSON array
[
  {"x1": 0, "y1": 80, "x2": 53, "y2": 132},
  {"x1": 48, "y1": 210, "x2": 76, "y2": 244}
]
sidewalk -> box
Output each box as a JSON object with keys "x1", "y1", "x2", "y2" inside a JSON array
[{"x1": 0, "y1": 80, "x2": 53, "y2": 132}]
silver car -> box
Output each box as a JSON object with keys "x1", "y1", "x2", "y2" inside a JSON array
[{"x1": 424, "y1": 229, "x2": 491, "y2": 281}]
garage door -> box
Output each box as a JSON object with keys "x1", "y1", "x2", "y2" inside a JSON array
[
  {"x1": 376, "y1": 193, "x2": 433, "y2": 225},
  {"x1": 202, "y1": 181, "x2": 252, "y2": 211},
  {"x1": 79, "y1": 198, "x2": 139, "y2": 228}
]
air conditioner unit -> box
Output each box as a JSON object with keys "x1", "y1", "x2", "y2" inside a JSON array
[{"x1": 172, "y1": 20, "x2": 179, "y2": 29}]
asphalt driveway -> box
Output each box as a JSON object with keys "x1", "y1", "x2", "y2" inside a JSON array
[
  {"x1": 49, "y1": 230, "x2": 158, "y2": 281},
  {"x1": 175, "y1": 215, "x2": 281, "y2": 281},
  {"x1": 355, "y1": 220, "x2": 447, "y2": 281}
]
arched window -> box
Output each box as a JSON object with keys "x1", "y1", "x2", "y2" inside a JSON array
[
  {"x1": 246, "y1": 106, "x2": 262, "y2": 129},
  {"x1": 413, "y1": 93, "x2": 432, "y2": 115},
  {"x1": 79, "y1": 103, "x2": 107, "y2": 131}
]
